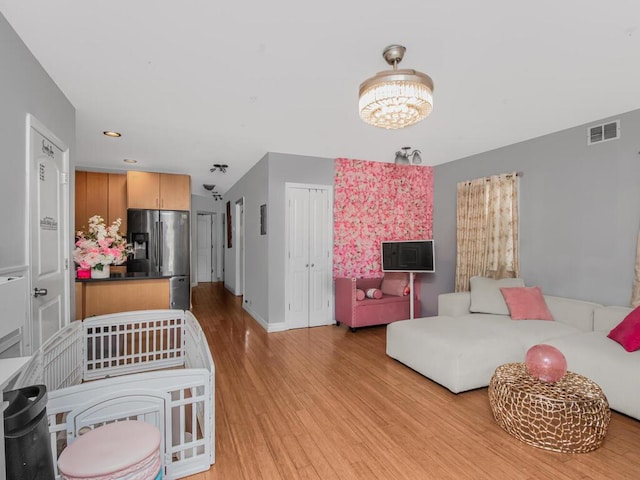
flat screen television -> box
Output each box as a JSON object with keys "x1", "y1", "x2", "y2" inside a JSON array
[{"x1": 381, "y1": 240, "x2": 435, "y2": 272}]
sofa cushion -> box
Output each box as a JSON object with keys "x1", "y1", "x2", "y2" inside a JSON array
[
  {"x1": 469, "y1": 276, "x2": 525, "y2": 315},
  {"x1": 543, "y1": 296, "x2": 601, "y2": 332},
  {"x1": 387, "y1": 316, "x2": 525, "y2": 393},
  {"x1": 355, "y1": 289, "x2": 365, "y2": 301},
  {"x1": 499, "y1": 318, "x2": 581, "y2": 349},
  {"x1": 358, "y1": 294, "x2": 410, "y2": 306},
  {"x1": 594, "y1": 305, "x2": 633, "y2": 332},
  {"x1": 380, "y1": 272, "x2": 409, "y2": 296},
  {"x1": 386, "y1": 313, "x2": 582, "y2": 393},
  {"x1": 500, "y1": 286, "x2": 554, "y2": 320},
  {"x1": 547, "y1": 331, "x2": 640, "y2": 420},
  {"x1": 607, "y1": 306, "x2": 640, "y2": 352}
]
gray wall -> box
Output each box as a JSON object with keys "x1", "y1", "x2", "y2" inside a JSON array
[
  {"x1": 426, "y1": 108, "x2": 640, "y2": 315},
  {"x1": 224, "y1": 154, "x2": 269, "y2": 321},
  {"x1": 0, "y1": 13, "x2": 75, "y2": 312},
  {"x1": 266, "y1": 153, "x2": 335, "y2": 325},
  {"x1": 224, "y1": 152, "x2": 334, "y2": 326}
]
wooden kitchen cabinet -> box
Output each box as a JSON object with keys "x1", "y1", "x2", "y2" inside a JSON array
[
  {"x1": 127, "y1": 171, "x2": 191, "y2": 211},
  {"x1": 85, "y1": 172, "x2": 109, "y2": 224},
  {"x1": 107, "y1": 173, "x2": 128, "y2": 232},
  {"x1": 75, "y1": 171, "x2": 127, "y2": 233},
  {"x1": 75, "y1": 282, "x2": 84, "y2": 320},
  {"x1": 75, "y1": 171, "x2": 88, "y2": 232},
  {"x1": 159, "y1": 173, "x2": 191, "y2": 210},
  {"x1": 76, "y1": 278, "x2": 170, "y2": 318},
  {"x1": 126, "y1": 171, "x2": 160, "y2": 209}
]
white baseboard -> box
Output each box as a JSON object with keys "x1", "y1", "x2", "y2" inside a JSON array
[
  {"x1": 242, "y1": 304, "x2": 288, "y2": 333},
  {"x1": 266, "y1": 321, "x2": 288, "y2": 333},
  {"x1": 224, "y1": 282, "x2": 237, "y2": 296},
  {"x1": 241, "y1": 305, "x2": 337, "y2": 333}
]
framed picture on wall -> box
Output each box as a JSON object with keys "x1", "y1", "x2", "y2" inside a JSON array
[
  {"x1": 226, "y1": 201, "x2": 232, "y2": 248},
  {"x1": 260, "y1": 204, "x2": 267, "y2": 235}
]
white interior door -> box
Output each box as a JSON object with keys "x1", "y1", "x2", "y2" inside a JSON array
[
  {"x1": 197, "y1": 214, "x2": 213, "y2": 282},
  {"x1": 28, "y1": 117, "x2": 69, "y2": 352},
  {"x1": 235, "y1": 200, "x2": 245, "y2": 296},
  {"x1": 286, "y1": 185, "x2": 332, "y2": 329},
  {"x1": 308, "y1": 189, "x2": 331, "y2": 327},
  {"x1": 288, "y1": 188, "x2": 311, "y2": 329}
]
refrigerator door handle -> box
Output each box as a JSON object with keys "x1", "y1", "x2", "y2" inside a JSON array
[
  {"x1": 159, "y1": 221, "x2": 163, "y2": 268},
  {"x1": 154, "y1": 221, "x2": 160, "y2": 268}
]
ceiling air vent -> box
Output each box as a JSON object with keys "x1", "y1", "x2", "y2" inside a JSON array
[{"x1": 588, "y1": 120, "x2": 620, "y2": 145}]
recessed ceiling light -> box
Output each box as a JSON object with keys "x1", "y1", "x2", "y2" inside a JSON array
[
  {"x1": 103, "y1": 131, "x2": 122, "y2": 137},
  {"x1": 123, "y1": 159, "x2": 137, "y2": 164}
]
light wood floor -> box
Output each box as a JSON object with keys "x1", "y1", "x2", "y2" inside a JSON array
[{"x1": 185, "y1": 283, "x2": 640, "y2": 480}]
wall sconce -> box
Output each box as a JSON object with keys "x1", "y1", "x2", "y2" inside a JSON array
[{"x1": 394, "y1": 147, "x2": 422, "y2": 165}]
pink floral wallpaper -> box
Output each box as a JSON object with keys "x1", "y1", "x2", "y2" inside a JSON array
[{"x1": 333, "y1": 158, "x2": 434, "y2": 278}]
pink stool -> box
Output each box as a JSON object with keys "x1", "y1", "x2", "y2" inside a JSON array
[{"x1": 57, "y1": 420, "x2": 162, "y2": 480}]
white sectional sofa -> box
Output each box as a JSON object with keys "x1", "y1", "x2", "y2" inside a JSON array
[{"x1": 386, "y1": 291, "x2": 640, "y2": 421}]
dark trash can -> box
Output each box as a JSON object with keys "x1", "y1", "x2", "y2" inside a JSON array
[{"x1": 3, "y1": 384, "x2": 54, "y2": 480}]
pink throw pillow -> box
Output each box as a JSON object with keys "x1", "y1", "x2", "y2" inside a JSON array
[
  {"x1": 355, "y1": 289, "x2": 365, "y2": 301},
  {"x1": 608, "y1": 306, "x2": 640, "y2": 352},
  {"x1": 500, "y1": 286, "x2": 554, "y2": 321},
  {"x1": 380, "y1": 272, "x2": 409, "y2": 296},
  {"x1": 365, "y1": 288, "x2": 383, "y2": 299}
]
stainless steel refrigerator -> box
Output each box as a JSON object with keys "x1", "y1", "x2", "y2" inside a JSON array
[{"x1": 127, "y1": 209, "x2": 190, "y2": 310}]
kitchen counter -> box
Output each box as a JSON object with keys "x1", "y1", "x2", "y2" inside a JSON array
[
  {"x1": 76, "y1": 271, "x2": 174, "y2": 282},
  {"x1": 75, "y1": 275, "x2": 172, "y2": 319}
]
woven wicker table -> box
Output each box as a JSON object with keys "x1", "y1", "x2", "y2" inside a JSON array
[{"x1": 488, "y1": 363, "x2": 610, "y2": 453}]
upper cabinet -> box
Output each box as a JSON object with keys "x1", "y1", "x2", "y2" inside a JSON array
[
  {"x1": 126, "y1": 171, "x2": 191, "y2": 211},
  {"x1": 75, "y1": 172, "x2": 127, "y2": 233},
  {"x1": 107, "y1": 174, "x2": 128, "y2": 228}
]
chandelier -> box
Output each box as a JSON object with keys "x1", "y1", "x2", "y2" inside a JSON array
[{"x1": 359, "y1": 45, "x2": 434, "y2": 130}]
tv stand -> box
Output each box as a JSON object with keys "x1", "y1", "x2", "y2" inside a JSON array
[{"x1": 409, "y1": 272, "x2": 416, "y2": 320}]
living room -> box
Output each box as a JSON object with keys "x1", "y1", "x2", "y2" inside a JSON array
[{"x1": 1, "y1": 2, "x2": 640, "y2": 479}]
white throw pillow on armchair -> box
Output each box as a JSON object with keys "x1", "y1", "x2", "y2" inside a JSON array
[{"x1": 469, "y1": 276, "x2": 525, "y2": 315}]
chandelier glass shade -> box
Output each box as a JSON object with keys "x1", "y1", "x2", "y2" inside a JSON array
[{"x1": 359, "y1": 45, "x2": 433, "y2": 130}]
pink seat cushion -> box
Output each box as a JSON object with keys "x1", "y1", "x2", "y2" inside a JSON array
[
  {"x1": 608, "y1": 306, "x2": 640, "y2": 352},
  {"x1": 500, "y1": 286, "x2": 554, "y2": 321},
  {"x1": 58, "y1": 420, "x2": 161, "y2": 479}
]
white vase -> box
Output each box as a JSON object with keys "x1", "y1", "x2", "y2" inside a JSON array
[{"x1": 90, "y1": 264, "x2": 110, "y2": 279}]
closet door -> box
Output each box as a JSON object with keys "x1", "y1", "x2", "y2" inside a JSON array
[
  {"x1": 308, "y1": 188, "x2": 331, "y2": 327},
  {"x1": 288, "y1": 188, "x2": 311, "y2": 329},
  {"x1": 286, "y1": 185, "x2": 332, "y2": 329}
]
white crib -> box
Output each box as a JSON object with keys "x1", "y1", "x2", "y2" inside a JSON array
[{"x1": 13, "y1": 309, "x2": 215, "y2": 480}]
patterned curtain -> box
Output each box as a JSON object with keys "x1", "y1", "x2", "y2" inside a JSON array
[
  {"x1": 455, "y1": 178, "x2": 487, "y2": 292},
  {"x1": 455, "y1": 173, "x2": 519, "y2": 292},
  {"x1": 632, "y1": 233, "x2": 640, "y2": 307},
  {"x1": 485, "y1": 174, "x2": 519, "y2": 279}
]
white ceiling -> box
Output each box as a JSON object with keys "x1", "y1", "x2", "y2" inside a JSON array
[{"x1": 2, "y1": 1, "x2": 640, "y2": 197}]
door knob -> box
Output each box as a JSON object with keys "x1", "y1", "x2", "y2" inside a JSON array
[
  {"x1": 33, "y1": 288, "x2": 48, "y2": 297},
  {"x1": 311, "y1": 264, "x2": 314, "y2": 267}
]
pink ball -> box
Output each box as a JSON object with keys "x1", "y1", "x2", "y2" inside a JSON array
[{"x1": 525, "y1": 344, "x2": 567, "y2": 382}]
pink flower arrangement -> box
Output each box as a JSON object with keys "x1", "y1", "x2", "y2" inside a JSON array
[{"x1": 73, "y1": 216, "x2": 131, "y2": 270}]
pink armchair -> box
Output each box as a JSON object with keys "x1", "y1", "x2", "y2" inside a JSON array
[{"x1": 334, "y1": 277, "x2": 420, "y2": 331}]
